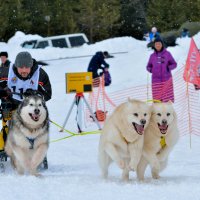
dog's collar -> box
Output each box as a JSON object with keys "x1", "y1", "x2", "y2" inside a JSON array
[{"x1": 26, "y1": 137, "x2": 35, "y2": 149}]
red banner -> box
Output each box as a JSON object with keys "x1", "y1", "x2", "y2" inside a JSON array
[{"x1": 183, "y1": 38, "x2": 200, "y2": 85}]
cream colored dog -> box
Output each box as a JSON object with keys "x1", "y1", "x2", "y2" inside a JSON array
[
  {"x1": 98, "y1": 99, "x2": 151, "y2": 181},
  {"x1": 137, "y1": 102, "x2": 179, "y2": 181}
]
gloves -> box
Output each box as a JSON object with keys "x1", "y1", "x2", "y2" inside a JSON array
[
  {"x1": 23, "y1": 89, "x2": 38, "y2": 97},
  {"x1": 0, "y1": 90, "x2": 8, "y2": 98},
  {"x1": 99, "y1": 72, "x2": 104, "y2": 76},
  {"x1": 0, "y1": 88, "x2": 12, "y2": 99}
]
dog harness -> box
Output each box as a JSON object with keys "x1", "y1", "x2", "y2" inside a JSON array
[
  {"x1": 160, "y1": 136, "x2": 166, "y2": 149},
  {"x1": 26, "y1": 137, "x2": 35, "y2": 149}
]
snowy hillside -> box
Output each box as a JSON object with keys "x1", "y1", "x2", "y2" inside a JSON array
[{"x1": 1, "y1": 32, "x2": 200, "y2": 200}]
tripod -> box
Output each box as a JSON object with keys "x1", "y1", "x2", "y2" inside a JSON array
[{"x1": 60, "y1": 93, "x2": 101, "y2": 132}]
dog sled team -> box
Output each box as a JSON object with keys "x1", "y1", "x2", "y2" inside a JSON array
[
  {"x1": 0, "y1": 51, "x2": 51, "y2": 176},
  {"x1": 0, "y1": 51, "x2": 179, "y2": 181}
]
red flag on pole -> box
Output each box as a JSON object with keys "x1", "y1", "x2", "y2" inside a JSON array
[{"x1": 183, "y1": 37, "x2": 200, "y2": 85}]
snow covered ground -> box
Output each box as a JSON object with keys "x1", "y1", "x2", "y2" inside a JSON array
[{"x1": 0, "y1": 31, "x2": 200, "y2": 200}]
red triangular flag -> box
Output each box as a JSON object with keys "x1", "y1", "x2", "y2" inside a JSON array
[{"x1": 183, "y1": 37, "x2": 200, "y2": 85}]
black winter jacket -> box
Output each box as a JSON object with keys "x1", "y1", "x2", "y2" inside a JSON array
[
  {"x1": 87, "y1": 52, "x2": 109, "y2": 78},
  {"x1": 0, "y1": 60, "x2": 11, "y2": 68}
]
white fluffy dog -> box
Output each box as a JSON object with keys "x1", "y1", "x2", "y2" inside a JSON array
[
  {"x1": 137, "y1": 102, "x2": 179, "y2": 181},
  {"x1": 98, "y1": 99, "x2": 151, "y2": 181}
]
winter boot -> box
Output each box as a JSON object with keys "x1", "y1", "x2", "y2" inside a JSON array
[
  {"x1": 0, "y1": 150, "x2": 7, "y2": 173},
  {"x1": 43, "y1": 156, "x2": 48, "y2": 169}
]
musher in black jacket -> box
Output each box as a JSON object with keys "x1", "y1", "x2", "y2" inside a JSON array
[
  {"x1": 0, "y1": 52, "x2": 52, "y2": 108},
  {"x1": 0, "y1": 51, "x2": 52, "y2": 165}
]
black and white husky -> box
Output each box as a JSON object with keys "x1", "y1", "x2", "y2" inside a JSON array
[{"x1": 5, "y1": 94, "x2": 49, "y2": 176}]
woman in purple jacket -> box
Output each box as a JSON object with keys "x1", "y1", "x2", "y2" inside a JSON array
[{"x1": 147, "y1": 37, "x2": 177, "y2": 102}]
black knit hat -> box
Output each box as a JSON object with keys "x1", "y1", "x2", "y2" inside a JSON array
[
  {"x1": 103, "y1": 51, "x2": 109, "y2": 57},
  {"x1": 15, "y1": 51, "x2": 33, "y2": 68},
  {"x1": 0, "y1": 52, "x2": 8, "y2": 58},
  {"x1": 104, "y1": 51, "x2": 114, "y2": 58},
  {"x1": 154, "y1": 36, "x2": 163, "y2": 44}
]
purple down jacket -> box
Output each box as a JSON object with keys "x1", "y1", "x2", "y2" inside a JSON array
[{"x1": 146, "y1": 48, "x2": 177, "y2": 102}]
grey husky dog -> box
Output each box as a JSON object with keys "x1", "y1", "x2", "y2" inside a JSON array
[{"x1": 5, "y1": 94, "x2": 49, "y2": 176}]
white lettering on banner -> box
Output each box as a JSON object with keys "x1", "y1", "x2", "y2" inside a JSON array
[
  {"x1": 7, "y1": 64, "x2": 40, "y2": 101},
  {"x1": 190, "y1": 51, "x2": 196, "y2": 63},
  {"x1": 189, "y1": 48, "x2": 198, "y2": 81}
]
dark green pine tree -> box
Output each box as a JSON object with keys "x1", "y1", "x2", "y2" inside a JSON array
[
  {"x1": 77, "y1": 0, "x2": 120, "y2": 42},
  {"x1": 23, "y1": 0, "x2": 78, "y2": 37},
  {"x1": 23, "y1": 0, "x2": 55, "y2": 37},
  {"x1": 0, "y1": 0, "x2": 31, "y2": 41},
  {"x1": 119, "y1": 0, "x2": 148, "y2": 39},
  {"x1": 47, "y1": 0, "x2": 78, "y2": 36},
  {"x1": 76, "y1": 0, "x2": 96, "y2": 42},
  {"x1": 22, "y1": 0, "x2": 49, "y2": 36},
  {"x1": 181, "y1": 0, "x2": 200, "y2": 22},
  {"x1": 146, "y1": 0, "x2": 200, "y2": 32}
]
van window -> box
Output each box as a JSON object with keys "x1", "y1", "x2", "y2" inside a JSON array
[
  {"x1": 52, "y1": 38, "x2": 68, "y2": 48},
  {"x1": 69, "y1": 36, "x2": 86, "y2": 47},
  {"x1": 36, "y1": 41, "x2": 49, "y2": 48},
  {"x1": 21, "y1": 40, "x2": 37, "y2": 49}
]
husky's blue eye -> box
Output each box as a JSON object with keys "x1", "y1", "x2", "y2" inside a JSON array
[
  {"x1": 167, "y1": 113, "x2": 170, "y2": 116},
  {"x1": 157, "y1": 113, "x2": 161, "y2": 116},
  {"x1": 134, "y1": 113, "x2": 138, "y2": 117}
]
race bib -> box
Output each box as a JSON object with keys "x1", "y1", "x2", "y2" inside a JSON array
[{"x1": 7, "y1": 65, "x2": 40, "y2": 101}]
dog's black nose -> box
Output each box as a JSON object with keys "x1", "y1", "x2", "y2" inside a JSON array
[
  {"x1": 162, "y1": 119, "x2": 167, "y2": 125},
  {"x1": 140, "y1": 119, "x2": 146, "y2": 125},
  {"x1": 34, "y1": 109, "x2": 40, "y2": 115}
]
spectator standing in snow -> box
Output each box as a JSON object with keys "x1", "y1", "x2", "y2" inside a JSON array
[
  {"x1": 149, "y1": 27, "x2": 160, "y2": 42},
  {"x1": 0, "y1": 52, "x2": 11, "y2": 68},
  {"x1": 146, "y1": 37, "x2": 177, "y2": 102},
  {"x1": 143, "y1": 31, "x2": 150, "y2": 42},
  {"x1": 87, "y1": 51, "x2": 110, "y2": 79},
  {"x1": 181, "y1": 28, "x2": 190, "y2": 38},
  {"x1": 147, "y1": 27, "x2": 160, "y2": 48}
]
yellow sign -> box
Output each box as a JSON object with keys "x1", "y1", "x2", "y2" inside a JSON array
[{"x1": 66, "y1": 72, "x2": 93, "y2": 93}]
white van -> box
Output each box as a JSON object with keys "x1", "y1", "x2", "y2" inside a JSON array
[{"x1": 21, "y1": 33, "x2": 89, "y2": 49}]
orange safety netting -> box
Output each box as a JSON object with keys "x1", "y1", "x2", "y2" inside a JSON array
[{"x1": 87, "y1": 66, "x2": 200, "y2": 137}]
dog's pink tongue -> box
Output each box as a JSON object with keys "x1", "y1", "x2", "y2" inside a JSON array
[
  {"x1": 159, "y1": 124, "x2": 167, "y2": 129},
  {"x1": 32, "y1": 114, "x2": 39, "y2": 120},
  {"x1": 136, "y1": 124, "x2": 144, "y2": 133}
]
